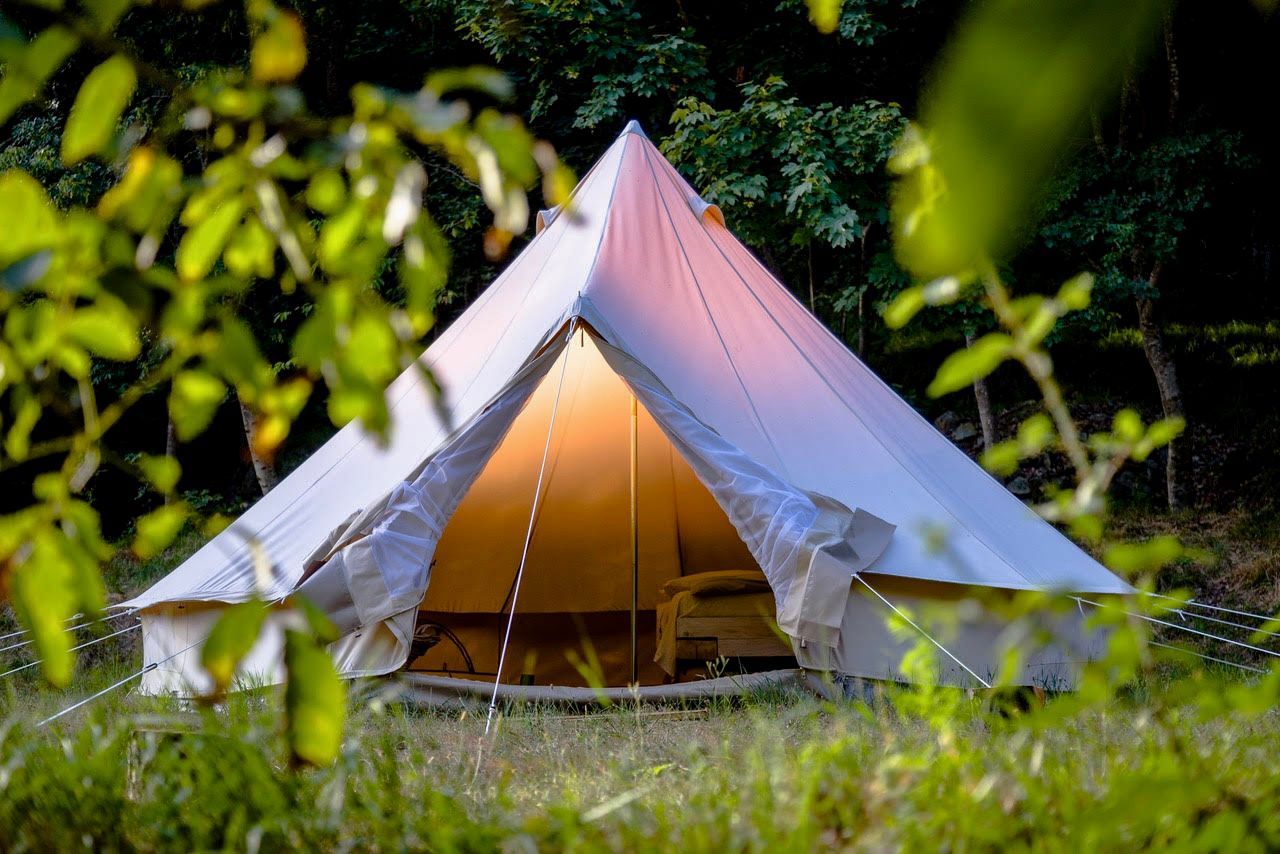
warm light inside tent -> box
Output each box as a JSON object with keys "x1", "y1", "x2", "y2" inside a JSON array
[{"x1": 410, "y1": 329, "x2": 766, "y2": 685}]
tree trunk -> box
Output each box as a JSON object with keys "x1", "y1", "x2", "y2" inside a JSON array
[
  {"x1": 238, "y1": 394, "x2": 279, "y2": 495},
  {"x1": 1164, "y1": 13, "x2": 1180, "y2": 124},
  {"x1": 807, "y1": 241, "x2": 816, "y2": 313},
  {"x1": 1136, "y1": 276, "x2": 1186, "y2": 509},
  {"x1": 164, "y1": 413, "x2": 178, "y2": 505},
  {"x1": 966, "y1": 331, "x2": 997, "y2": 453}
]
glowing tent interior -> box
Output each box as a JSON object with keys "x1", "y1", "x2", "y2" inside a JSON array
[{"x1": 121, "y1": 121, "x2": 1131, "y2": 697}]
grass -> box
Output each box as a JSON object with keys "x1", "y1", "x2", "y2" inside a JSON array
[{"x1": 3, "y1": 508, "x2": 1280, "y2": 849}]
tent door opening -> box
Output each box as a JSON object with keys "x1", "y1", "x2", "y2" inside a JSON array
[{"x1": 405, "y1": 329, "x2": 790, "y2": 687}]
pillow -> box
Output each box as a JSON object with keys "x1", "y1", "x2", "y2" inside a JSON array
[{"x1": 661, "y1": 569, "x2": 770, "y2": 599}]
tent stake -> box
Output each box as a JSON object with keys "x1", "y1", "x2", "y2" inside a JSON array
[{"x1": 630, "y1": 392, "x2": 639, "y2": 685}]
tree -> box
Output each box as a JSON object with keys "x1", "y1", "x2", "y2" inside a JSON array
[{"x1": 0, "y1": 0, "x2": 567, "y2": 762}]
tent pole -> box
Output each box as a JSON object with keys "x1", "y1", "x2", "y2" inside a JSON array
[{"x1": 630, "y1": 392, "x2": 639, "y2": 684}]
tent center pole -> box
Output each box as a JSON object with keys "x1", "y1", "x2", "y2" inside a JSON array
[{"x1": 630, "y1": 392, "x2": 639, "y2": 684}]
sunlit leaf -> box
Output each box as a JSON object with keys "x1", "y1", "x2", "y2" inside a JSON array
[
  {"x1": 0, "y1": 26, "x2": 80, "y2": 126},
  {"x1": 83, "y1": 0, "x2": 133, "y2": 32},
  {"x1": 293, "y1": 593, "x2": 339, "y2": 644},
  {"x1": 890, "y1": 0, "x2": 1163, "y2": 279},
  {"x1": 251, "y1": 11, "x2": 306, "y2": 84},
  {"x1": 137, "y1": 453, "x2": 181, "y2": 494},
  {"x1": 224, "y1": 217, "x2": 277, "y2": 279},
  {"x1": 65, "y1": 305, "x2": 141, "y2": 360},
  {"x1": 4, "y1": 391, "x2": 42, "y2": 461},
  {"x1": 133, "y1": 502, "x2": 189, "y2": 559},
  {"x1": 0, "y1": 171, "x2": 59, "y2": 271},
  {"x1": 1103, "y1": 534, "x2": 1183, "y2": 576},
  {"x1": 61, "y1": 55, "x2": 136, "y2": 165},
  {"x1": 883, "y1": 285, "x2": 924, "y2": 329},
  {"x1": 98, "y1": 146, "x2": 184, "y2": 235},
  {"x1": 805, "y1": 0, "x2": 842, "y2": 34},
  {"x1": 305, "y1": 170, "x2": 346, "y2": 214},
  {"x1": 11, "y1": 531, "x2": 80, "y2": 687},
  {"x1": 176, "y1": 198, "x2": 245, "y2": 281},
  {"x1": 169, "y1": 370, "x2": 227, "y2": 441},
  {"x1": 200, "y1": 600, "x2": 268, "y2": 695},
  {"x1": 1056, "y1": 273, "x2": 1093, "y2": 312},
  {"x1": 927, "y1": 333, "x2": 1012, "y2": 397},
  {"x1": 284, "y1": 629, "x2": 346, "y2": 766}
]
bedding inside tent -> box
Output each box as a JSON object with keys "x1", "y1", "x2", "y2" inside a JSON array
[{"x1": 404, "y1": 327, "x2": 777, "y2": 686}]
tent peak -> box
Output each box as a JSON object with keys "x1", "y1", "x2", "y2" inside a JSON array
[{"x1": 620, "y1": 119, "x2": 648, "y2": 139}]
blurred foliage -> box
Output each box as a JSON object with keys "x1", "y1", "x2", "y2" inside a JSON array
[{"x1": 0, "y1": 0, "x2": 569, "y2": 759}]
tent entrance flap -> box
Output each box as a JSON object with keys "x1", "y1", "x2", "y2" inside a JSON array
[{"x1": 422, "y1": 329, "x2": 757, "y2": 616}]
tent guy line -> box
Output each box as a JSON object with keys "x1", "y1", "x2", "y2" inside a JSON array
[
  {"x1": 1072, "y1": 597, "x2": 1280, "y2": 659},
  {"x1": 1147, "y1": 641, "x2": 1266, "y2": 675},
  {"x1": 484, "y1": 319, "x2": 578, "y2": 736},
  {"x1": 1147, "y1": 592, "x2": 1280, "y2": 625},
  {"x1": 855, "y1": 573, "x2": 992, "y2": 689},
  {"x1": 0, "y1": 610, "x2": 138, "y2": 656},
  {"x1": 36, "y1": 635, "x2": 206, "y2": 729},
  {"x1": 0, "y1": 621, "x2": 141, "y2": 680}
]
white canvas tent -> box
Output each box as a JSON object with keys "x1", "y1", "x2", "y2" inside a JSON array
[{"x1": 122, "y1": 122, "x2": 1130, "y2": 696}]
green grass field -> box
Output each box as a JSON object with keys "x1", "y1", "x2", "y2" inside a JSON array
[{"x1": 3, "y1": 505, "x2": 1279, "y2": 850}]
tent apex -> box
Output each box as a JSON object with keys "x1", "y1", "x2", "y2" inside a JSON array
[{"x1": 621, "y1": 119, "x2": 647, "y2": 139}]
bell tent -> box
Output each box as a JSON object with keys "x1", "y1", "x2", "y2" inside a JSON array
[{"x1": 122, "y1": 122, "x2": 1130, "y2": 697}]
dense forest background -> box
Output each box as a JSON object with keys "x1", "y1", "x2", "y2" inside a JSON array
[{"x1": 3, "y1": 0, "x2": 1278, "y2": 546}]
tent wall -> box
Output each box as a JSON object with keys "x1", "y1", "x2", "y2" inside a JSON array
[{"x1": 794, "y1": 574, "x2": 1108, "y2": 689}]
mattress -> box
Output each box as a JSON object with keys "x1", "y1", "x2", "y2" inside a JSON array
[{"x1": 654, "y1": 570, "x2": 776, "y2": 676}]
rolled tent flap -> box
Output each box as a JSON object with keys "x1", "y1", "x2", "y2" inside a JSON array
[
  {"x1": 594, "y1": 335, "x2": 894, "y2": 650},
  {"x1": 295, "y1": 334, "x2": 570, "y2": 665},
  {"x1": 297, "y1": 325, "x2": 894, "y2": 669}
]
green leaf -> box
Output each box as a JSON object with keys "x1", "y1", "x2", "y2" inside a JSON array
[
  {"x1": 305, "y1": 170, "x2": 346, "y2": 214},
  {"x1": 293, "y1": 593, "x2": 339, "y2": 644},
  {"x1": 133, "y1": 503, "x2": 189, "y2": 559},
  {"x1": 176, "y1": 198, "x2": 245, "y2": 281},
  {"x1": 65, "y1": 305, "x2": 141, "y2": 360},
  {"x1": 1056, "y1": 273, "x2": 1093, "y2": 312},
  {"x1": 1103, "y1": 535, "x2": 1183, "y2": 576},
  {"x1": 927, "y1": 333, "x2": 1013, "y2": 398},
  {"x1": 251, "y1": 11, "x2": 306, "y2": 83},
  {"x1": 284, "y1": 629, "x2": 346, "y2": 767},
  {"x1": 4, "y1": 391, "x2": 42, "y2": 461},
  {"x1": 805, "y1": 0, "x2": 842, "y2": 34},
  {"x1": 98, "y1": 147, "x2": 184, "y2": 235},
  {"x1": 1112, "y1": 409, "x2": 1144, "y2": 444},
  {"x1": 137, "y1": 453, "x2": 181, "y2": 494},
  {"x1": 61, "y1": 55, "x2": 136, "y2": 165},
  {"x1": 0, "y1": 26, "x2": 80, "y2": 126},
  {"x1": 981, "y1": 440, "x2": 1020, "y2": 477},
  {"x1": 399, "y1": 216, "x2": 450, "y2": 331},
  {"x1": 200, "y1": 601, "x2": 268, "y2": 695},
  {"x1": 11, "y1": 532, "x2": 79, "y2": 687},
  {"x1": 224, "y1": 217, "x2": 276, "y2": 279},
  {"x1": 83, "y1": 0, "x2": 133, "y2": 32},
  {"x1": 890, "y1": 0, "x2": 1163, "y2": 279},
  {"x1": 169, "y1": 370, "x2": 227, "y2": 441},
  {"x1": 883, "y1": 285, "x2": 925, "y2": 329},
  {"x1": 0, "y1": 170, "x2": 59, "y2": 270},
  {"x1": 213, "y1": 316, "x2": 271, "y2": 395},
  {"x1": 424, "y1": 66, "x2": 514, "y2": 100},
  {"x1": 318, "y1": 203, "x2": 366, "y2": 272}
]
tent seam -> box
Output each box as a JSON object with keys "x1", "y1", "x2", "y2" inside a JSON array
[
  {"x1": 648, "y1": 157, "x2": 1038, "y2": 589},
  {"x1": 638, "y1": 144, "x2": 794, "y2": 482}
]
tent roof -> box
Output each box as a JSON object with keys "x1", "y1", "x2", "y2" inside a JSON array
[{"x1": 124, "y1": 121, "x2": 1129, "y2": 612}]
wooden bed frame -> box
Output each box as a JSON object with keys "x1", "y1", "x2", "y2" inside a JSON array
[{"x1": 674, "y1": 613, "x2": 793, "y2": 662}]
